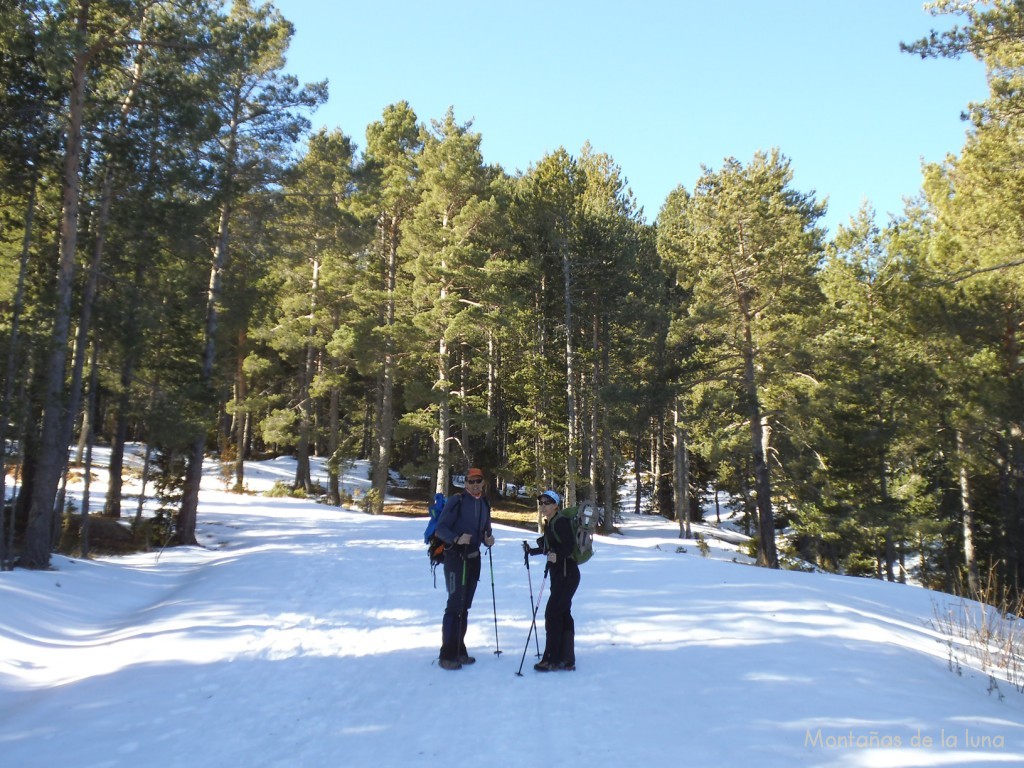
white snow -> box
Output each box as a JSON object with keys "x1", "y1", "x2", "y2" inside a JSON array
[{"x1": 2, "y1": 453, "x2": 1023, "y2": 767}]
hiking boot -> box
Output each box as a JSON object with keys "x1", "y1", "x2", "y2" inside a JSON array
[
  {"x1": 438, "y1": 658, "x2": 462, "y2": 670},
  {"x1": 458, "y1": 654, "x2": 476, "y2": 665},
  {"x1": 533, "y1": 660, "x2": 563, "y2": 672}
]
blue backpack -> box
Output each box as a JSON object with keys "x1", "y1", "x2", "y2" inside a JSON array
[
  {"x1": 423, "y1": 493, "x2": 446, "y2": 544},
  {"x1": 424, "y1": 494, "x2": 447, "y2": 578}
]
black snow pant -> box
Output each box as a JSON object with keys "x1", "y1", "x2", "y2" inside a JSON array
[
  {"x1": 542, "y1": 558, "x2": 580, "y2": 667},
  {"x1": 440, "y1": 547, "x2": 481, "y2": 661}
]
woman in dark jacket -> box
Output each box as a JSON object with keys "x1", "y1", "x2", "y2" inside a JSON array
[{"x1": 523, "y1": 489, "x2": 579, "y2": 671}]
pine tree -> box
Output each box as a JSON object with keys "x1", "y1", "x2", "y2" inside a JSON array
[
  {"x1": 359, "y1": 101, "x2": 422, "y2": 513},
  {"x1": 905, "y1": 0, "x2": 1024, "y2": 591},
  {"x1": 798, "y1": 206, "x2": 936, "y2": 579},
  {"x1": 258, "y1": 129, "x2": 366, "y2": 498},
  {"x1": 658, "y1": 150, "x2": 826, "y2": 568},
  {"x1": 402, "y1": 108, "x2": 499, "y2": 494},
  {"x1": 177, "y1": 0, "x2": 325, "y2": 544},
  {"x1": 504, "y1": 149, "x2": 582, "y2": 503},
  {"x1": 17, "y1": 0, "x2": 214, "y2": 567}
]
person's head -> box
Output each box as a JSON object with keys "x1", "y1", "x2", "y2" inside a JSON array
[
  {"x1": 537, "y1": 490, "x2": 561, "y2": 519},
  {"x1": 465, "y1": 467, "x2": 485, "y2": 496}
]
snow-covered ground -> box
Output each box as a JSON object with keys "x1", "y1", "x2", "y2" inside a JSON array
[{"x1": 2, "y1": 452, "x2": 1023, "y2": 766}]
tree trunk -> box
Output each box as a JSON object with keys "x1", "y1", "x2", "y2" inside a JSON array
[
  {"x1": 633, "y1": 436, "x2": 642, "y2": 516},
  {"x1": 879, "y1": 450, "x2": 897, "y2": 583},
  {"x1": 743, "y1": 319, "x2": 778, "y2": 568},
  {"x1": 79, "y1": 341, "x2": 99, "y2": 558},
  {"x1": 486, "y1": 331, "x2": 498, "y2": 459},
  {"x1": 74, "y1": 401, "x2": 89, "y2": 465},
  {"x1": 371, "y1": 218, "x2": 399, "y2": 514},
  {"x1": 179, "y1": 194, "x2": 233, "y2": 547},
  {"x1": 134, "y1": 443, "x2": 154, "y2": 529},
  {"x1": 327, "y1": 384, "x2": 341, "y2": 506},
  {"x1": 21, "y1": 1, "x2": 91, "y2": 569},
  {"x1": 61, "y1": 3, "x2": 149, "y2": 530},
  {"x1": 533, "y1": 280, "x2": 547, "y2": 519},
  {"x1": 954, "y1": 430, "x2": 978, "y2": 593},
  {"x1": 65, "y1": 160, "x2": 116, "y2": 477},
  {"x1": 589, "y1": 318, "x2": 600, "y2": 506},
  {"x1": 294, "y1": 255, "x2": 320, "y2": 493},
  {"x1": 654, "y1": 415, "x2": 673, "y2": 518},
  {"x1": 602, "y1": 405, "x2": 615, "y2": 531},
  {"x1": 459, "y1": 346, "x2": 471, "y2": 467},
  {"x1": 104, "y1": 339, "x2": 137, "y2": 517},
  {"x1": 105, "y1": 405, "x2": 128, "y2": 517},
  {"x1": 562, "y1": 249, "x2": 577, "y2": 507},
  {"x1": 600, "y1": 337, "x2": 615, "y2": 533},
  {"x1": 674, "y1": 404, "x2": 692, "y2": 539},
  {"x1": 434, "y1": 333, "x2": 450, "y2": 495},
  {"x1": 180, "y1": 440, "x2": 207, "y2": 547},
  {"x1": 233, "y1": 328, "x2": 247, "y2": 491}
]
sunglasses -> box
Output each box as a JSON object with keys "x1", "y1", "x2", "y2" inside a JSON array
[
  {"x1": 466, "y1": 478, "x2": 483, "y2": 484},
  {"x1": 538, "y1": 499, "x2": 555, "y2": 507}
]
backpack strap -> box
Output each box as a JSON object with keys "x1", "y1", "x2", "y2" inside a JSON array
[{"x1": 547, "y1": 513, "x2": 574, "y2": 557}]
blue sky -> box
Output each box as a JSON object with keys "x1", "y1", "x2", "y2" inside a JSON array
[{"x1": 272, "y1": 0, "x2": 987, "y2": 236}]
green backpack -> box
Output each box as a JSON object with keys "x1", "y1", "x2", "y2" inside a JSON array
[{"x1": 552, "y1": 503, "x2": 596, "y2": 564}]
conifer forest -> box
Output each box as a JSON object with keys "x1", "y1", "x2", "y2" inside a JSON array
[{"x1": 3, "y1": 1, "x2": 1024, "y2": 603}]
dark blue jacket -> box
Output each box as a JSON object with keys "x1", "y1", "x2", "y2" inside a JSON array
[{"x1": 436, "y1": 491, "x2": 492, "y2": 550}]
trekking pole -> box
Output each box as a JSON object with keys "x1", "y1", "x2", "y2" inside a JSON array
[
  {"x1": 460, "y1": 548, "x2": 469, "y2": 655},
  {"x1": 515, "y1": 564, "x2": 548, "y2": 676},
  {"x1": 487, "y1": 544, "x2": 501, "y2": 656},
  {"x1": 524, "y1": 545, "x2": 541, "y2": 657}
]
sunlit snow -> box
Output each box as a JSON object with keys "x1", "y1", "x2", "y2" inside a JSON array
[{"x1": 2, "y1": 450, "x2": 1022, "y2": 766}]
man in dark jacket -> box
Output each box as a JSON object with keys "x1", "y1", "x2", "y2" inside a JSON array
[
  {"x1": 523, "y1": 489, "x2": 579, "y2": 671},
  {"x1": 435, "y1": 467, "x2": 494, "y2": 670}
]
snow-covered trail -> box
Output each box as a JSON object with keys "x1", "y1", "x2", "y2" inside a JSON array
[{"x1": 2, "y1": 472, "x2": 1023, "y2": 767}]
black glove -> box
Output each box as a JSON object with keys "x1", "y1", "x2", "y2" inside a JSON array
[{"x1": 522, "y1": 540, "x2": 542, "y2": 557}]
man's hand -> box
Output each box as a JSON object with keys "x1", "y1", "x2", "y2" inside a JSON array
[{"x1": 484, "y1": 534, "x2": 495, "y2": 548}]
